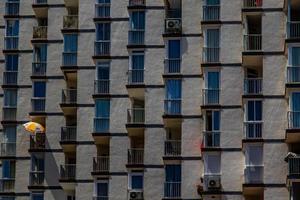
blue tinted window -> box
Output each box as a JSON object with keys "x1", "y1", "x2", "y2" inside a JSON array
[
  {"x1": 33, "y1": 82, "x2": 46, "y2": 97},
  {"x1": 31, "y1": 193, "x2": 43, "y2": 200},
  {"x1": 97, "y1": 182, "x2": 108, "y2": 196},
  {"x1": 207, "y1": 72, "x2": 219, "y2": 89},
  {"x1": 165, "y1": 165, "x2": 181, "y2": 182},
  {"x1": 4, "y1": 89, "x2": 17, "y2": 107},
  {"x1": 130, "y1": 11, "x2": 145, "y2": 29},
  {"x1": 64, "y1": 34, "x2": 78, "y2": 52},
  {"x1": 131, "y1": 174, "x2": 143, "y2": 189},
  {"x1": 33, "y1": 45, "x2": 47, "y2": 62},
  {"x1": 168, "y1": 40, "x2": 180, "y2": 59},
  {"x1": 5, "y1": 55, "x2": 18, "y2": 71},
  {"x1": 6, "y1": 20, "x2": 19, "y2": 36},
  {"x1": 166, "y1": 79, "x2": 182, "y2": 99},
  {"x1": 96, "y1": 23, "x2": 110, "y2": 40},
  {"x1": 95, "y1": 99, "x2": 110, "y2": 118},
  {"x1": 2, "y1": 160, "x2": 15, "y2": 178},
  {"x1": 97, "y1": 62, "x2": 110, "y2": 80}
]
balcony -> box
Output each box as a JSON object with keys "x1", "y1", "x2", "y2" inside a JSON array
[
  {"x1": 203, "y1": 131, "x2": 220, "y2": 148},
  {"x1": 164, "y1": 140, "x2": 181, "y2": 157},
  {"x1": 94, "y1": 41, "x2": 110, "y2": 57},
  {"x1": 94, "y1": 117, "x2": 110, "y2": 133},
  {"x1": 128, "y1": 30, "x2": 145, "y2": 46},
  {"x1": 202, "y1": 89, "x2": 220, "y2": 107},
  {"x1": 63, "y1": 15, "x2": 78, "y2": 29},
  {"x1": 202, "y1": 5, "x2": 220, "y2": 21},
  {"x1": 164, "y1": 182, "x2": 181, "y2": 198},
  {"x1": 95, "y1": 3, "x2": 110, "y2": 18},
  {"x1": 31, "y1": 97, "x2": 46, "y2": 112},
  {"x1": 244, "y1": 78, "x2": 263, "y2": 95},
  {"x1": 32, "y1": 26, "x2": 47, "y2": 39},
  {"x1": 202, "y1": 47, "x2": 220, "y2": 63},
  {"x1": 0, "y1": 179, "x2": 15, "y2": 192},
  {"x1": 244, "y1": 34, "x2": 262, "y2": 51},
  {"x1": 244, "y1": 166, "x2": 264, "y2": 184},
  {"x1": 287, "y1": 66, "x2": 300, "y2": 85},
  {"x1": 29, "y1": 134, "x2": 45, "y2": 150},
  {"x1": 4, "y1": 36, "x2": 18, "y2": 50},
  {"x1": 288, "y1": 156, "x2": 300, "y2": 179},
  {"x1": 0, "y1": 143, "x2": 16, "y2": 157},
  {"x1": 60, "y1": 164, "x2": 76, "y2": 181},
  {"x1": 3, "y1": 71, "x2": 18, "y2": 85},
  {"x1": 243, "y1": 0, "x2": 262, "y2": 8},
  {"x1": 2, "y1": 107, "x2": 17, "y2": 121},
  {"x1": 60, "y1": 126, "x2": 76, "y2": 152},
  {"x1": 5, "y1": 2, "x2": 19, "y2": 16},
  {"x1": 244, "y1": 121, "x2": 263, "y2": 140},
  {"x1": 287, "y1": 111, "x2": 300, "y2": 142},
  {"x1": 92, "y1": 156, "x2": 109, "y2": 175},
  {"x1": 94, "y1": 80, "x2": 110, "y2": 95},
  {"x1": 29, "y1": 171, "x2": 44, "y2": 186},
  {"x1": 164, "y1": 58, "x2": 181, "y2": 74},
  {"x1": 129, "y1": 0, "x2": 145, "y2": 7},
  {"x1": 127, "y1": 148, "x2": 144, "y2": 167},
  {"x1": 32, "y1": 62, "x2": 47, "y2": 76},
  {"x1": 287, "y1": 21, "x2": 300, "y2": 39}
]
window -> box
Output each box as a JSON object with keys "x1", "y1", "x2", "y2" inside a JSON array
[
  {"x1": 95, "y1": 180, "x2": 108, "y2": 198},
  {"x1": 204, "y1": 71, "x2": 220, "y2": 104},
  {"x1": 3, "y1": 126, "x2": 16, "y2": 143},
  {"x1": 204, "y1": 110, "x2": 220, "y2": 147},
  {"x1": 246, "y1": 100, "x2": 262, "y2": 121},
  {"x1": 130, "y1": 11, "x2": 145, "y2": 30},
  {"x1": 33, "y1": 45, "x2": 47, "y2": 63},
  {"x1": 2, "y1": 160, "x2": 15, "y2": 179},
  {"x1": 290, "y1": 92, "x2": 300, "y2": 128},
  {"x1": 95, "y1": 99, "x2": 110, "y2": 132},
  {"x1": 288, "y1": 47, "x2": 300, "y2": 66},
  {"x1": 165, "y1": 165, "x2": 181, "y2": 197},
  {"x1": 129, "y1": 51, "x2": 144, "y2": 83},
  {"x1": 204, "y1": 153, "x2": 221, "y2": 174},
  {"x1": 204, "y1": 29, "x2": 220, "y2": 62},
  {"x1": 33, "y1": 82, "x2": 46, "y2": 98},
  {"x1": 166, "y1": 40, "x2": 181, "y2": 73},
  {"x1": 6, "y1": 20, "x2": 19, "y2": 36},
  {"x1": 165, "y1": 79, "x2": 182, "y2": 114},
  {"x1": 6, "y1": 0, "x2": 20, "y2": 15},
  {"x1": 206, "y1": 71, "x2": 219, "y2": 89},
  {"x1": 64, "y1": 34, "x2": 78, "y2": 52},
  {"x1": 4, "y1": 89, "x2": 17, "y2": 107},
  {"x1": 96, "y1": 0, "x2": 110, "y2": 18},
  {"x1": 31, "y1": 155, "x2": 45, "y2": 172},
  {"x1": 245, "y1": 145, "x2": 263, "y2": 166},
  {"x1": 31, "y1": 192, "x2": 44, "y2": 200},
  {"x1": 97, "y1": 62, "x2": 110, "y2": 80},
  {"x1": 129, "y1": 173, "x2": 143, "y2": 190},
  {"x1": 96, "y1": 23, "x2": 110, "y2": 41},
  {"x1": 5, "y1": 55, "x2": 18, "y2": 71}
]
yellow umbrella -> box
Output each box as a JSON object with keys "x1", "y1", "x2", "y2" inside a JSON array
[{"x1": 23, "y1": 122, "x2": 45, "y2": 134}]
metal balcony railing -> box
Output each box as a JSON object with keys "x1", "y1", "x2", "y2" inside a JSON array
[
  {"x1": 5, "y1": 2, "x2": 19, "y2": 15},
  {"x1": 62, "y1": 52, "x2": 77, "y2": 66},
  {"x1": 0, "y1": 179, "x2": 15, "y2": 192},
  {"x1": 33, "y1": 26, "x2": 47, "y2": 39},
  {"x1": 287, "y1": 66, "x2": 300, "y2": 83},
  {"x1": 60, "y1": 164, "x2": 76, "y2": 180},
  {"x1": 203, "y1": 131, "x2": 220, "y2": 147},
  {"x1": 3, "y1": 71, "x2": 18, "y2": 85},
  {"x1": 244, "y1": 166, "x2": 264, "y2": 183},
  {"x1": 164, "y1": 182, "x2": 181, "y2": 198},
  {"x1": 0, "y1": 142, "x2": 16, "y2": 157},
  {"x1": 128, "y1": 69, "x2": 144, "y2": 84},
  {"x1": 61, "y1": 126, "x2": 76, "y2": 142},
  {"x1": 164, "y1": 99, "x2": 181, "y2": 115},
  {"x1": 203, "y1": 5, "x2": 220, "y2": 21},
  {"x1": 244, "y1": 34, "x2": 262, "y2": 51},
  {"x1": 4, "y1": 36, "x2": 18, "y2": 50},
  {"x1": 129, "y1": 0, "x2": 145, "y2": 6},
  {"x1": 95, "y1": 3, "x2": 110, "y2": 18},
  {"x1": 164, "y1": 140, "x2": 181, "y2": 156},
  {"x1": 61, "y1": 89, "x2": 77, "y2": 104},
  {"x1": 128, "y1": 30, "x2": 145, "y2": 45},
  {"x1": 2, "y1": 107, "x2": 17, "y2": 121},
  {"x1": 94, "y1": 117, "x2": 110, "y2": 133},
  {"x1": 94, "y1": 80, "x2": 110, "y2": 94},
  {"x1": 244, "y1": 121, "x2": 263, "y2": 139},
  {"x1": 94, "y1": 41, "x2": 110, "y2": 56},
  {"x1": 32, "y1": 62, "x2": 47, "y2": 76},
  {"x1": 244, "y1": 78, "x2": 262, "y2": 95},
  {"x1": 33, "y1": 0, "x2": 47, "y2": 4},
  {"x1": 30, "y1": 134, "x2": 45, "y2": 149},
  {"x1": 243, "y1": 0, "x2": 262, "y2": 8},
  {"x1": 164, "y1": 58, "x2": 181, "y2": 74},
  {"x1": 287, "y1": 21, "x2": 300, "y2": 39},
  {"x1": 29, "y1": 171, "x2": 44, "y2": 186},
  {"x1": 202, "y1": 89, "x2": 220, "y2": 105},
  {"x1": 31, "y1": 97, "x2": 46, "y2": 112},
  {"x1": 63, "y1": 15, "x2": 78, "y2": 29},
  {"x1": 202, "y1": 47, "x2": 220, "y2": 63},
  {"x1": 288, "y1": 157, "x2": 300, "y2": 176},
  {"x1": 128, "y1": 148, "x2": 144, "y2": 165},
  {"x1": 127, "y1": 108, "x2": 145, "y2": 124},
  {"x1": 93, "y1": 156, "x2": 109, "y2": 172},
  {"x1": 288, "y1": 111, "x2": 300, "y2": 129}
]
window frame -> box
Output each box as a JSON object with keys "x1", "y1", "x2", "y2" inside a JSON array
[{"x1": 128, "y1": 172, "x2": 144, "y2": 190}]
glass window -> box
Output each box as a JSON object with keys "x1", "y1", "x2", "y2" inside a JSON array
[
  {"x1": 130, "y1": 11, "x2": 145, "y2": 30},
  {"x1": 166, "y1": 79, "x2": 182, "y2": 100},
  {"x1": 3, "y1": 126, "x2": 16, "y2": 143},
  {"x1": 64, "y1": 34, "x2": 78, "y2": 52},
  {"x1": 97, "y1": 62, "x2": 110, "y2": 80},
  {"x1": 129, "y1": 173, "x2": 143, "y2": 190},
  {"x1": 168, "y1": 40, "x2": 180, "y2": 59},
  {"x1": 96, "y1": 23, "x2": 110, "y2": 41},
  {"x1": 33, "y1": 82, "x2": 46, "y2": 97},
  {"x1": 31, "y1": 193, "x2": 44, "y2": 200},
  {"x1": 291, "y1": 92, "x2": 300, "y2": 111},
  {"x1": 33, "y1": 45, "x2": 47, "y2": 63},
  {"x1": 31, "y1": 155, "x2": 45, "y2": 171},
  {"x1": 246, "y1": 100, "x2": 262, "y2": 121},
  {"x1": 206, "y1": 71, "x2": 219, "y2": 89},
  {"x1": 204, "y1": 154, "x2": 221, "y2": 174},
  {"x1": 95, "y1": 99, "x2": 110, "y2": 118},
  {"x1": 245, "y1": 145, "x2": 263, "y2": 166},
  {"x1": 6, "y1": 20, "x2": 19, "y2": 36},
  {"x1": 4, "y1": 89, "x2": 17, "y2": 107},
  {"x1": 206, "y1": 110, "x2": 220, "y2": 131},
  {"x1": 206, "y1": 0, "x2": 220, "y2": 5},
  {"x1": 2, "y1": 160, "x2": 15, "y2": 178},
  {"x1": 205, "y1": 29, "x2": 219, "y2": 47},
  {"x1": 5, "y1": 55, "x2": 18, "y2": 71},
  {"x1": 96, "y1": 181, "x2": 108, "y2": 197},
  {"x1": 131, "y1": 52, "x2": 144, "y2": 70},
  {"x1": 165, "y1": 165, "x2": 181, "y2": 182},
  {"x1": 289, "y1": 47, "x2": 300, "y2": 66}
]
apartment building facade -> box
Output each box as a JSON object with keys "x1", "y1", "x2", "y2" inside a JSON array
[{"x1": 0, "y1": 0, "x2": 298, "y2": 199}]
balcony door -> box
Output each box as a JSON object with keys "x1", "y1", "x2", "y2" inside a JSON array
[
  {"x1": 205, "y1": 71, "x2": 220, "y2": 104},
  {"x1": 165, "y1": 165, "x2": 181, "y2": 197},
  {"x1": 5, "y1": 55, "x2": 18, "y2": 71},
  {"x1": 291, "y1": 92, "x2": 300, "y2": 128},
  {"x1": 205, "y1": 111, "x2": 220, "y2": 147},
  {"x1": 2, "y1": 160, "x2": 15, "y2": 179},
  {"x1": 95, "y1": 181, "x2": 108, "y2": 198},
  {"x1": 167, "y1": 40, "x2": 181, "y2": 73},
  {"x1": 165, "y1": 79, "x2": 182, "y2": 114},
  {"x1": 289, "y1": 47, "x2": 300, "y2": 66},
  {"x1": 130, "y1": 51, "x2": 144, "y2": 83}
]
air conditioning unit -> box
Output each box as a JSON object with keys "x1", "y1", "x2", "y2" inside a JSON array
[
  {"x1": 166, "y1": 19, "x2": 181, "y2": 33},
  {"x1": 129, "y1": 191, "x2": 143, "y2": 200},
  {"x1": 207, "y1": 177, "x2": 221, "y2": 190}
]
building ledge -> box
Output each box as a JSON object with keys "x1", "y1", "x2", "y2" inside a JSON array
[
  {"x1": 286, "y1": 128, "x2": 300, "y2": 133},
  {"x1": 242, "y1": 94, "x2": 264, "y2": 98},
  {"x1": 286, "y1": 83, "x2": 300, "y2": 88},
  {"x1": 201, "y1": 105, "x2": 222, "y2": 109},
  {"x1": 201, "y1": 147, "x2": 222, "y2": 152},
  {"x1": 242, "y1": 139, "x2": 264, "y2": 143},
  {"x1": 242, "y1": 51, "x2": 263, "y2": 56},
  {"x1": 162, "y1": 33, "x2": 182, "y2": 38},
  {"x1": 92, "y1": 132, "x2": 112, "y2": 137},
  {"x1": 61, "y1": 29, "x2": 79, "y2": 33},
  {"x1": 126, "y1": 123, "x2": 145, "y2": 128},
  {"x1": 162, "y1": 114, "x2": 182, "y2": 119},
  {"x1": 127, "y1": 5, "x2": 146, "y2": 10},
  {"x1": 162, "y1": 156, "x2": 182, "y2": 161},
  {"x1": 201, "y1": 20, "x2": 222, "y2": 25},
  {"x1": 92, "y1": 55, "x2": 111, "y2": 60},
  {"x1": 91, "y1": 171, "x2": 110, "y2": 176},
  {"x1": 127, "y1": 44, "x2": 146, "y2": 49},
  {"x1": 126, "y1": 84, "x2": 146, "y2": 89},
  {"x1": 162, "y1": 74, "x2": 183, "y2": 79},
  {"x1": 201, "y1": 62, "x2": 221, "y2": 67},
  {"x1": 126, "y1": 164, "x2": 144, "y2": 168},
  {"x1": 286, "y1": 38, "x2": 300, "y2": 43}
]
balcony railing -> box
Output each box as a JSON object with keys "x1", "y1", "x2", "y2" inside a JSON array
[
  {"x1": 128, "y1": 69, "x2": 144, "y2": 84},
  {"x1": 4, "y1": 36, "x2": 18, "y2": 50},
  {"x1": 93, "y1": 156, "x2": 109, "y2": 172},
  {"x1": 60, "y1": 164, "x2": 76, "y2": 180},
  {"x1": 32, "y1": 62, "x2": 47, "y2": 76},
  {"x1": 243, "y1": 0, "x2": 262, "y2": 8},
  {"x1": 31, "y1": 97, "x2": 46, "y2": 112},
  {"x1": 164, "y1": 182, "x2": 181, "y2": 198},
  {"x1": 287, "y1": 66, "x2": 300, "y2": 83},
  {"x1": 287, "y1": 21, "x2": 300, "y2": 39},
  {"x1": 203, "y1": 5, "x2": 220, "y2": 21},
  {"x1": 61, "y1": 126, "x2": 76, "y2": 142},
  {"x1": 203, "y1": 131, "x2": 220, "y2": 147},
  {"x1": 288, "y1": 111, "x2": 300, "y2": 129},
  {"x1": 2, "y1": 107, "x2": 17, "y2": 121},
  {"x1": 244, "y1": 78, "x2": 262, "y2": 95},
  {"x1": 94, "y1": 80, "x2": 110, "y2": 94},
  {"x1": 244, "y1": 34, "x2": 262, "y2": 51},
  {"x1": 244, "y1": 121, "x2": 263, "y2": 139},
  {"x1": 3, "y1": 71, "x2": 18, "y2": 85},
  {"x1": 202, "y1": 47, "x2": 220, "y2": 63},
  {"x1": 5, "y1": 2, "x2": 19, "y2": 15},
  {"x1": 62, "y1": 52, "x2": 77, "y2": 66},
  {"x1": 202, "y1": 89, "x2": 220, "y2": 105},
  {"x1": 244, "y1": 166, "x2": 264, "y2": 183},
  {"x1": 164, "y1": 58, "x2": 181, "y2": 74},
  {"x1": 128, "y1": 148, "x2": 144, "y2": 165},
  {"x1": 164, "y1": 99, "x2": 181, "y2": 115},
  {"x1": 29, "y1": 171, "x2": 44, "y2": 186},
  {"x1": 288, "y1": 157, "x2": 300, "y2": 176},
  {"x1": 164, "y1": 140, "x2": 181, "y2": 156},
  {"x1": 63, "y1": 15, "x2": 78, "y2": 29},
  {"x1": 128, "y1": 30, "x2": 145, "y2": 45},
  {"x1": 33, "y1": 0, "x2": 47, "y2": 4},
  {"x1": 94, "y1": 41, "x2": 110, "y2": 56},
  {"x1": 94, "y1": 117, "x2": 110, "y2": 133},
  {"x1": 0, "y1": 142, "x2": 16, "y2": 157},
  {"x1": 33, "y1": 26, "x2": 48, "y2": 39},
  {"x1": 61, "y1": 89, "x2": 77, "y2": 104},
  {"x1": 127, "y1": 108, "x2": 145, "y2": 124},
  {"x1": 129, "y1": 0, "x2": 145, "y2": 6},
  {"x1": 95, "y1": 3, "x2": 110, "y2": 18},
  {"x1": 30, "y1": 134, "x2": 45, "y2": 149},
  {"x1": 0, "y1": 179, "x2": 15, "y2": 192}
]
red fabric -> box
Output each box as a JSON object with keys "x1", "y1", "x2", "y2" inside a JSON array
[{"x1": 256, "y1": 0, "x2": 262, "y2": 6}]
